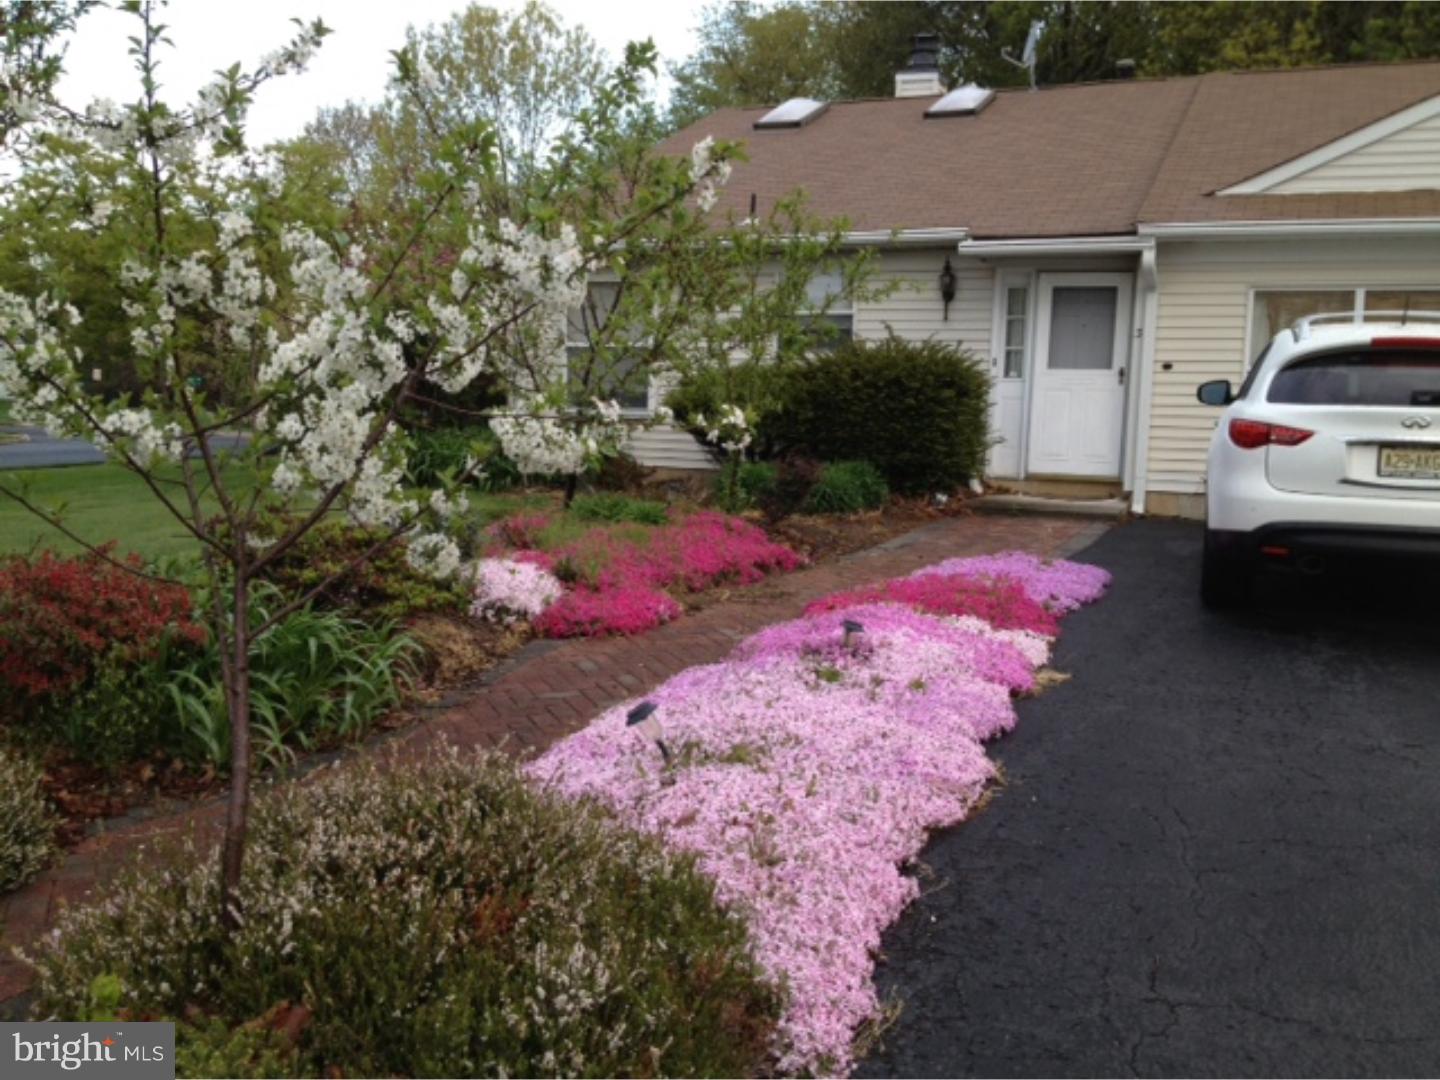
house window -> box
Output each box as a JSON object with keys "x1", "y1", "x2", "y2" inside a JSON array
[
  {"x1": 566, "y1": 282, "x2": 649, "y2": 412},
  {"x1": 1250, "y1": 288, "x2": 1440, "y2": 360},
  {"x1": 1364, "y1": 289, "x2": 1440, "y2": 316},
  {"x1": 802, "y1": 269, "x2": 853, "y2": 350},
  {"x1": 1002, "y1": 285, "x2": 1028, "y2": 378},
  {"x1": 1249, "y1": 290, "x2": 1355, "y2": 358}
]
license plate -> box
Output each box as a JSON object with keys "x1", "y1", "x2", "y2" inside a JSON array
[{"x1": 1378, "y1": 445, "x2": 1440, "y2": 480}]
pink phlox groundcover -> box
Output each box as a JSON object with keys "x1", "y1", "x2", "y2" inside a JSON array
[{"x1": 528, "y1": 551, "x2": 1109, "y2": 1073}]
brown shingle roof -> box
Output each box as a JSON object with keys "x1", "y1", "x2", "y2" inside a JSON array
[{"x1": 658, "y1": 61, "x2": 1440, "y2": 238}]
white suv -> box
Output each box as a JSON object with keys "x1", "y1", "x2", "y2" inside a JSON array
[{"x1": 1197, "y1": 312, "x2": 1440, "y2": 608}]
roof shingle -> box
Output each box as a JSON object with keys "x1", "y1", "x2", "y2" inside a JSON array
[{"x1": 658, "y1": 61, "x2": 1440, "y2": 238}]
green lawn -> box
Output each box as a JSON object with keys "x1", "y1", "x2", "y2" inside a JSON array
[
  {"x1": 0, "y1": 462, "x2": 256, "y2": 560},
  {"x1": 0, "y1": 462, "x2": 563, "y2": 561}
]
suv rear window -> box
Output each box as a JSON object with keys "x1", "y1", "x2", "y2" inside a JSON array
[{"x1": 1267, "y1": 349, "x2": 1440, "y2": 406}]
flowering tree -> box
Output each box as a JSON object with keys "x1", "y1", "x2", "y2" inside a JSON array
[
  {"x1": 0, "y1": 4, "x2": 865, "y2": 917},
  {"x1": 0, "y1": 3, "x2": 722, "y2": 913}
]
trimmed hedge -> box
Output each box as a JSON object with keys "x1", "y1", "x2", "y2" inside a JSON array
[{"x1": 763, "y1": 337, "x2": 990, "y2": 494}]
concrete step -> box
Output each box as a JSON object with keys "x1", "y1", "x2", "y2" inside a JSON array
[{"x1": 973, "y1": 493, "x2": 1129, "y2": 519}]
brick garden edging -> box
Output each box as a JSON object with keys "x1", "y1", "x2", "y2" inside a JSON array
[{"x1": 0, "y1": 512, "x2": 1107, "y2": 1014}]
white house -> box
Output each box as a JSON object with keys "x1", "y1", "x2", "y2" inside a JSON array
[{"x1": 628, "y1": 43, "x2": 1440, "y2": 518}]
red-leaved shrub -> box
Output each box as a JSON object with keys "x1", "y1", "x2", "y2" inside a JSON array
[
  {"x1": 0, "y1": 548, "x2": 206, "y2": 700},
  {"x1": 804, "y1": 573, "x2": 1060, "y2": 636}
]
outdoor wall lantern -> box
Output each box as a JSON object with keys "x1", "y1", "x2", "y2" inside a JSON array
[
  {"x1": 841, "y1": 618, "x2": 865, "y2": 649},
  {"x1": 627, "y1": 700, "x2": 671, "y2": 766},
  {"x1": 939, "y1": 257, "x2": 957, "y2": 320}
]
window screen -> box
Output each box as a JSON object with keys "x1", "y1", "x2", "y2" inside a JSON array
[{"x1": 1047, "y1": 287, "x2": 1116, "y2": 371}]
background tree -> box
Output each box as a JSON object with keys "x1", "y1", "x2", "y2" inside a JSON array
[
  {"x1": 667, "y1": 0, "x2": 1440, "y2": 128},
  {"x1": 0, "y1": 1, "x2": 93, "y2": 149}
]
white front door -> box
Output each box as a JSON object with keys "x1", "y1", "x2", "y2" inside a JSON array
[{"x1": 1026, "y1": 273, "x2": 1133, "y2": 477}]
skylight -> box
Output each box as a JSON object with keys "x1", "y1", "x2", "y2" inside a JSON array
[
  {"x1": 925, "y1": 84, "x2": 996, "y2": 117},
  {"x1": 754, "y1": 98, "x2": 829, "y2": 130}
]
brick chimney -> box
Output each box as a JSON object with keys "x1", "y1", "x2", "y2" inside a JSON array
[{"x1": 895, "y1": 33, "x2": 945, "y2": 98}]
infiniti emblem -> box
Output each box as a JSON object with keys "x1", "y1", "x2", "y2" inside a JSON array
[{"x1": 1402, "y1": 416, "x2": 1433, "y2": 429}]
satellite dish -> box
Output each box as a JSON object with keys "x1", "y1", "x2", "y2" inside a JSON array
[
  {"x1": 1021, "y1": 19, "x2": 1044, "y2": 67},
  {"x1": 1001, "y1": 18, "x2": 1045, "y2": 90}
]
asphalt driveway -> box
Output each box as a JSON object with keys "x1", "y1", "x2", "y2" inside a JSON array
[{"x1": 860, "y1": 518, "x2": 1440, "y2": 1078}]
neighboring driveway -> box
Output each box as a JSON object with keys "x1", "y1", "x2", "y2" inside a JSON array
[
  {"x1": 861, "y1": 518, "x2": 1440, "y2": 1078},
  {"x1": 0, "y1": 423, "x2": 105, "y2": 468},
  {"x1": 0, "y1": 424, "x2": 249, "y2": 469}
]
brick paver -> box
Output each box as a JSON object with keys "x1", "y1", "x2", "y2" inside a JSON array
[{"x1": 0, "y1": 511, "x2": 1106, "y2": 1012}]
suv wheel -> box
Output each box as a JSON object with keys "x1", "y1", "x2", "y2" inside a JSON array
[{"x1": 1201, "y1": 529, "x2": 1252, "y2": 609}]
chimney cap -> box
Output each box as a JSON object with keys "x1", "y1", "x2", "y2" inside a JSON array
[{"x1": 905, "y1": 32, "x2": 941, "y2": 72}]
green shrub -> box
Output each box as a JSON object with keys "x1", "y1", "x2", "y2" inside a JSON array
[
  {"x1": 589, "y1": 451, "x2": 651, "y2": 492},
  {"x1": 30, "y1": 750, "x2": 780, "y2": 1078},
  {"x1": 0, "y1": 745, "x2": 55, "y2": 893},
  {"x1": 664, "y1": 365, "x2": 788, "y2": 459},
  {"x1": 258, "y1": 518, "x2": 467, "y2": 619},
  {"x1": 802, "y1": 460, "x2": 890, "y2": 514},
  {"x1": 763, "y1": 336, "x2": 990, "y2": 494},
  {"x1": 165, "y1": 584, "x2": 419, "y2": 770},
  {"x1": 27, "y1": 582, "x2": 417, "y2": 771},
  {"x1": 759, "y1": 456, "x2": 823, "y2": 521},
  {"x1": 712, "y1": 460, "x2": 778, "y2": 513},
  {"x1": 407, "y1": 425, "x2": 520, "y2": 492},
  {"x1": 569, "y1": 492, "x2": 669, "y2": 525}
]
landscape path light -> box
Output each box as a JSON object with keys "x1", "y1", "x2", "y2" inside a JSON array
[
  {"x1": 626, "y1": 700, "x2": 672, "y2": 766},
  {"x1": 842, "y1": 618, "x2": 865, "y2": 649}
]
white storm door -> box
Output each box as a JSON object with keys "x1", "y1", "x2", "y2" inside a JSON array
[
  {"x1": 1026, "y1": 273, "x2": 1133, "y2": 477},
  {"x1": 986, "y1": 274, "x2": 1031, "y2": 478}
]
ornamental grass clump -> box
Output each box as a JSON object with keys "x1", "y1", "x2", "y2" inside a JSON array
[
  {"x1": 530, "y1": 551, "x2": 1110, "y2": 1073},
  {"x1": 0, "y1": 746, "x2": 55, "y2": 894},
  {"x1": 29, "y1": 750, "x2": 780, "y2": 1079}
]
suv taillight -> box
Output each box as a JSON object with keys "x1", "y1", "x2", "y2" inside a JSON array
[{"x1": 1229, "y1": 418, "x2": 1314, "y2": 450}]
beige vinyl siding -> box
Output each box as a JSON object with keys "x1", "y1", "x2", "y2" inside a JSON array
[
  {"x1": 623, "y1": 425, "x2": 717, "y2": 470},
  {"x1": 853, "y1": 249, "x2": 994, "y2": 355},
  {"x1": 1268, "y1": 110, "x2": 1440, "y2": 194},
  {"x1": 1145, "y1": 236, "x2": 1440, "y2": 496}
]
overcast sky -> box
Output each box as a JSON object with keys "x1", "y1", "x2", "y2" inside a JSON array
[{"x1": 54, "y1": 0, "x2": 707, "y2": 145}]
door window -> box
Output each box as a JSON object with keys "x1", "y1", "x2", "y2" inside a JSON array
[
  {"x1": 1002, "y1": 286, "x2": 1028, "y2": 378},
  {"x1": 1047, "y1": 286, "x2": 1116, "y2": 370}
]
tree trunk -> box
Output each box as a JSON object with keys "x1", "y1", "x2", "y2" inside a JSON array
[
  {"x1": 219, "y1": 571, "x2": 251, "y2": 927},
  {"x1": 563, "y1": 471, "x2": 579, "y2": 508}
]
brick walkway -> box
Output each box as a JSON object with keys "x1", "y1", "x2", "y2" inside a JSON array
[{"x1": 0, "y1": 511, "x2": 1105, "y2": 1012}]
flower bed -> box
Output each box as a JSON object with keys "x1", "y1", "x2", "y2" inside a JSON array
[
  {"x1": 476, "y1": 509, "x2": 804, "y2": 638},
  {"x1": 529, "y1": 551, "x2": 1110, "y2": 1073}
]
